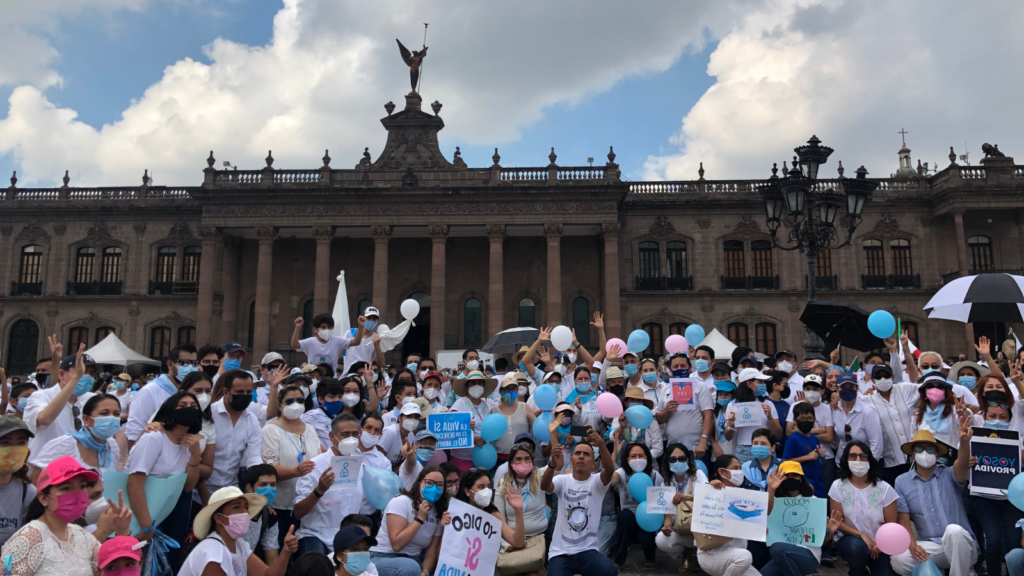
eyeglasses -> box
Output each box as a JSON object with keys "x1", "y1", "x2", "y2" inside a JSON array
[
  {"x1": 667, "y1": 456, "x2": 688, "y2": 464},
  {"x1": 422, "y1": 479, "x2": 440, "y2": 488},
  {"x1": 175, "y1": 359, "x2": 199, "y2": 367},
  {"x1": 847, "y1": 453, "x2": 870, "y2": 462},
  {"x1": 990, "y1": 403, "x2": 1012, "y2": 411},
  {"x1": 913, "y1": 446, "x2": 936, "y2": 455}
]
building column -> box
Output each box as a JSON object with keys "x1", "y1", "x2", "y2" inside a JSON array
[
  {"x1": 46, "y1": 223, "x2": 67, "y2": 296},
  {"x1": 253, "y1": 226, "x2": 277, "y2": 359},
  {"x1": 544, "y1": 224, "x2": 563, "y2": 326},
  {"x1": 602, "y1": 223, "x2": 622, "y2": 339},
  {"x1": 219, "y1": 234, "x2": 241, "y2": 344},
  {"x1": 1016, "y1": 210, "x2": 1024, "y2": 269},
  {"x1": 370, "y1": 225, "x2": 392, "y2": 311},
  {"x1": 952, "y1": 209, "x2": 975, "y2": 351},
  {"x1": 428, "y1": 225, "x2": 448, "y2": 354},
  {"x1": 487, "y1": 224, "x2": 506, "y2": 339},
  {"x1": 195, "y1": 226, "x2": 220, "y2": 345},
  {"x1": 313, "y1": 226, "x2": 334, "y2": 314}
]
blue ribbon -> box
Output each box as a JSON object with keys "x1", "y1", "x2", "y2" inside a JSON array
[
  {"x1": 68, "y1": 428, "x2": 111, "y2": 469},
  {"x1": 141, "y1": 528, "x2": 180, "y2": 576},
  {"x1": 923, "y1": 405, "x2": 949, "y2": 434}
]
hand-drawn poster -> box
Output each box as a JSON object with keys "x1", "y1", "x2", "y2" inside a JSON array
[
  {"x1": 692, "y1": 483, "x2": 769, "y2": 542},
  {"x1": 766, "y1": 496, "x2": 828, "y2": 547}
]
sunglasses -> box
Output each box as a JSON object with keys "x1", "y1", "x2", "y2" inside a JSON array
[
  {"x1": 913, "y1": 446, "x2": 936, "y2": 455},
  {"x1": 283, "y1": 397, "x2": 304, "y2": 406},
  {"x1": 175, "y1": 359, "x2": 199, "y2": 367},
  {"x1": 667, "y1": 456, "x2": 689, "y2": 464},
  {"x1": 847, "y1": 453, "x2": 870, "y2": 462}
]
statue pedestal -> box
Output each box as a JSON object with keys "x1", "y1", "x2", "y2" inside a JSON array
[{"x1": 980, "y1": 156, "x2": 1016, "y2": 183}]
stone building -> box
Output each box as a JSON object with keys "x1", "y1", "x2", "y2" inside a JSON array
[{"x1": 2, "y1": 90, "x2": 1023, "y2": 376}]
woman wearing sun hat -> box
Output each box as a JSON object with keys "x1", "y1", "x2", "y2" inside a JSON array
[
  {"x1": 448, "y1": 370, "x2": 498, "y2": 474},
  {"x1": 608, "y1": 386, "x2": 664, "y2": 458},
  {"x1": 178, "y1": 486, "x2": 298, "y2": 576}
]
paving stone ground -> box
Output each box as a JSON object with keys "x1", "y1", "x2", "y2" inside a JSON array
[{"x1": 617, "y1": 546, "x2": 849, "y2": 576}]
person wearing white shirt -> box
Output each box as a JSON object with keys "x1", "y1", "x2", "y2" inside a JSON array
[
  {"x1": 689, "y1": 345, "x2": 718, "y2": 393},
  {"x1": 723, "y1": 368, "x2": 783, "y2": 463},
  {"x1": 610, "y1": 386, "x2": 664, "y2": 458},
  {"x1": 261, "y1": 385, "x2": 321, "y2": 546},
  {"x1": 656, "y1": 355, "x2": 714, "y2": 462},
  {"x1": 913, "y1": 374, "x2": 965, "y2": 452},
  {"x1": 125, "y1": 343, "x2": 198, "y2": 444},
  {"x1": 448, "y1": 371, "x2": 497, "y2": 474},
  {"x1": 398, "y1": 430, "x2": 439, "y2": 491},
  {"x1": 291, "y1": 313, "x2": 365, "y2": 373},
  {"x1": 24, "y1": 342, "x2": 97, "y2": 457},
  {"x1": 29, "y1": 393, "x2": 122, "y2": 480},
  {"x1": 208, "y1": 370, "x2": 265, "y2": 494},
  {"x1": 342, "y1": 306, "x2": 386, "y2": 376},
  {"x1": 860, "y1": 363, "x2": 917, "y2": 485},
  {"x1": 419, "y1": 371, "x2": 448, "y2": 415},
  {"x1": 775, "y1": 349, "x2": 805, "y2": 404},
  {"x1": 832, "y1": 372, "x2": 884, "y2": 463}
]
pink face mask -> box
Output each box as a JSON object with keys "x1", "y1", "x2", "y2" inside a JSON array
[
  {"x1": 51, "y1": 490, "x2": 90, "y2": 523},
  {"x1": 217, "y1": 512, "x2": 250, "y2": 540},
  {"x1": 104, "y1": 567, "x2": 141, "y2": 576},
  {"x1": 511, "y1": 462, "x2": 534, "y2": 478},
  {"x1": 925, "y1": 388, "x2": 946, "y2": 405}
]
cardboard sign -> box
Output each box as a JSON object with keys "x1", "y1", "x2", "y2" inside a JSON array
[
  {"x1": 647, "y1": 486, "x2": 676, "y2": 514},
  {"x1": 671, "y1": 378, "x2": 696, "y2": 411},
  {"x1": 732, "y1": 402, "x2": 763, "y2": 428},
  {"x1": 437, "y1": 498, "x2": 502, "y2": 576},
  {"x1": 428, "y1": 412, "x2": 473, "y2": 450},
  {"x1": 766, "y1": 496, "x2": 828, "y2": 547},
  {"x1": 970, "y1": 427, "x2": 1021, "y2": 496},
  {"x1": 330, "y1": 455, "x2": 364, "y2": 489},
  {"x1": 692, "y1": 483, "x2": 769, "y2": 542}
]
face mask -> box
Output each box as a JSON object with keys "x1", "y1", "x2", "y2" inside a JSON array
[
  {"x1": 873, "y1": 378, "x2": 893, "y2": 392},
  {"x1": 422, "y1": 484, "x2": 443, "y2": 503},
  {"x1": 218, "y1": 512, "x2": 250, "y2": 540},
  {"x1": 624, "y1": 364, "x2": 638, "y2": 378},
  {"x1": 609, "y1": 385, "x2": 625, "y2": 398},
  {"x1": 985, "y1": 419, "x2": 1010, "y2": 430},
  {"x1": 724, "y1": 469, "x2": 744, "y2": 487},
  {"x1": 796, "y1": 420, "x2": 815, "y2": 434},
  {"x1": 73, "y1": 375, "x2": 93, "y2": 397},
  {"x1": 406, "y1": 363, "x2": 418, "y2": 373},
  {"x1": 342, "y1": 393, "x2": 361, "y2": 407},
  {"x1": 84, "y1": 496, "x2": 108, "y2": 526},
  {"x1": 642, "y1": 373, "x2": 658, "y2": 385},
  {"x1": 337, "y1": 437, "x2": 359, "y2": 456},
  {"x1": 423, "y1": 388, "x2": 439, "y2": 401},
  {"x1": 111, "y1": 381, "x2": 125, "y2": 391},
  {"x1": 554, "y1": 364, "x2": 567, "y2": 376},
  {"x1": 778, "y1": 361, "x2": 793, "y2": 373},
  {"x1": 575, "y1": 380, "x2": 591, "y2": 394},
  {"x1": 518, "y1": 386, "x2": 528, "y2": 397},
  {"x1": 172, "y1": 407, "x2": 203, "y2": 433},
  {"x1": 130, "y1": 383, "x2": 140, "y2": 392},
  {"x1": 254, "y1": 486, "x2": 277, "y2": 506},
  {"x1": 694, "y1": 359, "x2": 709, "y2": 373},
  {"x1": 751, "y1": 446, "x2": 772, "y2": 461},
  {"x1": 780, "y1": 478, "x2": 802, "y2": 493},
  {"x1": 16, "y1": 398, "x2": 28, "y2": 412},
  {"x1": 925, "y1": 388, "x2": 946, "y2": 404},
  {"x1": 567, "y1": 353, "x2": 577, "y2": 364},
  {"x1": 282, "y1": 403, "x2": 305, "y2": 420},
  {"x1": 416, "y1": 448, "x2": 435, "y2": 465},
  {"x1": 0, "y1": 446, "x2": 29, "y2": 473},
  {"x1": 223, "y1": 359, "x2": 242, "y2": 371},
  {"x1": 472, "y1": 488, "x2": 493, "y2": 507},
  {"x1": 420, "y1": 369, "x2": 430, "y2": 380},
  {"x1": 360, "y1": 431, "x2": 380, "y2": 448},
  {"x1": 848, "y1": 461, "x2": 871, "y2": 478},
  {"x1": 35, "y1": 373, "x2": 49, "y2": 387},
  {"x1": 670, "y1": 461, "x2": 689, "y2": 475},
  {"x1": 88, "y1": 416, "x2": 121, "y2": 440},
  {"x1": 803, "y1": 390, "x2": 821, "y2": 404},
  {"x1": 501, "y1": 391, "x2": 518, "y2": 404},
  {"x1": 518, "y1": 362, "x2": 526, "y2": 373},
  {"x1": 323, "y1": 400, "x2": 343, "y2": 416},
  {"x1": 229, "y1": 393, "x2": 252, "y2": 412},
  {"x1": 466, "y1": 360, "x2": 480, "y2": 371},
  {"x1": 512, "y1": 462, "x2": 534, "y2": 477},
  {"x1": 468, "y1": 385, "x2": 485, "y2": 399},
  {"x1": 915, "y1": 452, "x2": 937, "y2": 469},
  {"x1": 958, "y1": 376, "x2": 977, "y2": 390},
  {"x1": 839, "y1": 388, "x2": 858, "y2": 402},
  {"x1": 318, "y1": 329, "x2": 333, "y2": 340},
  {"x1": 590, "y1": 373, "x2": 599, "y2": 385},
  {"x1": 202, "y1": 365, "x2": 219, "y2": 378},
  {"x1": 364, "y1": 320, "x2": 378, "y2": 332},
  {"x1": 628, "y1": 458, "x2": 648, "y2": 472},
  {"x1": 717, "y1": 398, "x2": 731, "y2": 408},
  {"x1": 51, "y1": 490, "x2": 89, "y2": 522},
  {"x1": 176, "y1": 365, "x2": 197, "y2": 380},
  {"x1": 756, "y1": 383, "x2": 767, "y2": 397},
  {"x1": 447, "y1": 485, "x2": 457, "y2": 496},
  {"x1": 342, "y1": 551, "x2": 371, "y2": 576},
  {"x1": 402, "y1": 419, "x2": 419, "y2": 432},
  {"x1": 190, "y1": 393, "x2": 209, "y2": 411}
]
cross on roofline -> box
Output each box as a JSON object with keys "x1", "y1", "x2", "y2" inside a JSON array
[{"x1": 898, "y1": 128, "x2": 909, "y2": 146}]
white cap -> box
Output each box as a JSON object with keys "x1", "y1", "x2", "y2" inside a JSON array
[
  {"x1": 738, "y1": 367, "x2": 771, "y2": 383},
  {"x1": 364, "y1": 306, "x2": 381, "y2": 318},
  {"x1": 261, "y1": 352, "x2": 284, "y2": 365},
  {"x1": 400, "y1": 402, "x2": 422, "y2": 416}
]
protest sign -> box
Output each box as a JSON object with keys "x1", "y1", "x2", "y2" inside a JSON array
[
  {"x1": 970, "y1": 427, "x2": 1020, "y2": 496},
  {"x1": 331, "y1": 455, "x2": 364, "y2": 490},
  {"x1": 103, "y1": 472, "x2": 187, "y2": 536},
  {"x1": 732, "y1": 402, "x2": 763, "y2": 428},
  {"x1": 671, "y1": 378, "x2": 696, "y2": 410},
  {"x1": 429, "y1": 412, "x2": 473, "y2": 450},
  {"x1": 436, "y1": 499, "x2": 502, "y2": 576},
  {"x1": 692, "y1": 483, "x2": 769, "y2": 542},
  {"x1": 647, "y1": 486, "x2": 676, "y2": 514},
  {"x1": 766, "y1": 497, "x2": 827, "y2": 547}
]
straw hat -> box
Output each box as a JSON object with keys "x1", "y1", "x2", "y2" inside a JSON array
[
  {"x1": 900, "y1": 429, "x2": 948, "y2": 458},
  {"x1": 948, "y1": 361, "x2": 989, "y2": 380},
  {"x1": 453, "y1": 370, "x2": 498, "y2": 398},
  {"x1": 193, "y1": 486, "x2": 267, "y2": 539},
  {"x1": 620, "y1": 386, "x2": 654, "y2": 410},
  {"x1": 514, "y1": 346, "x2": 530, "y2": 363}
]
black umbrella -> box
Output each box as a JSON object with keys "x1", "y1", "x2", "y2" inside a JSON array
[
  {"x1": 925, "y1": 273, "x2": 1024, "y2": 323},
  {"x1": 480, "y1": 327, "x2": 540, "y2": 354},
  {"x1": 799, "y1": 301, "x2": 885, "y2": 352}
]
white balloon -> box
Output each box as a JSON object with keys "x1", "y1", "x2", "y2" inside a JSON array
[
  {"x1": 400, "y1": 299, "x2": 420, "y2": 321},
  {"x1": 550, "y1": 325, "x2": 573, "y2": 352},
  {"x1": 377, "y1": 324, "x2": 390, "y2": 334}
]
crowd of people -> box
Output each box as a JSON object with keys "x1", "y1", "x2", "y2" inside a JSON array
[{"x1": 0, "y1": 305, "x2": 1023, "y2": 576}]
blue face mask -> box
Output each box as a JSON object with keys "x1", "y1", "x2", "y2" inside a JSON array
[
  {"x1": 922, "y1": 369, "x2": 943, "y2": 378},
  {"x1": 751, "y1": 445, "x2": 772, "y2": 461},
  {"x1": 518, "y1": 362, "x2": 526, "y2": 373},
  {"x1": 406, "y1": 363, "x2": 418, "y2": 372},
  {"x1": 642, "y1": 373, "x2": 659, "y2": 385},
  {"x1": 73, "y1": 375, "x2": 94, "y2": 397},
  {"x1": 16, "y1": 397, "x2": 28, "y2": 412},
  {"x1": 223, "y1": 359, "x2": 242, "y2": 371},
  {"x1": 422, "y1": 484, "x2": 443, "y2": 503},
  {"x1": 322, "y1": 400, "x2": 343, "y2": 417},
  {"x1": 985, "y1": 419, "x2": 1010, "y2": 430},
  {"x1": 694, "y1": 359, "x2": 709, "y2": 373},
  {"x1": 756, "y1": 383, "x2": 767, "y2": 397},
  {"x1": 624, "y1": 364, "x2": 638, "y2": 377},
  {"x1": 576, "y1": 381, "x2": 591, "y2": 394},
  {"x1": 958, "y1": 376, "x2": 977, "y2": 390},
  {"x1": 177, "y1": 365, "x2": 198, "y2": 380},
  {"x1": 669, "y1": 461, "x2": 690, "y2": 475},
  {"x1": 672, "y1": 369, "x2": 690, "y2": 379},
  {"x1": 365, "y1": 320, "x2": 377, "y2": 331},
  {"x1": 130, "y1": 383, "x2": 140, "y2": 392},
  {"x1": 416, "y1": 448, "x2": 435, "y2": 465},
  {"x1": 111, "y1": 381, "x2": 125, "y2": 391},
  {"x1": 717, "y1": 398, "x2": 732, "y2": 408},
  {"x1": 343, "y1": 551, "x2": 371, "y2": 576},
  {"x1": 89, "y1": 416, "x2": 121, "y2": 440},
  {"x1": 501, "y1": 391, "x2": 519, "y2": 404},
  {"x1": 590, "y1": 373, "x2": 598, "y2": 384},
  {"x1": 254, "y1": 486, "x2": 277, "y2": 506}
]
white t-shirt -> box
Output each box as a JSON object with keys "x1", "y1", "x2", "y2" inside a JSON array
[
  {"x1": 827, "y1": 479, "x2": 898, "y2": 540},
  {"x1": 724, "y1": 401, "x2": 779, "y2": 446},
  {"x1": 260, "y1": 421, "x2": 322, "y2": 511},
  {"x1": 342, "y1": 336, "x2": 377, "y2": 376},
  {"x1": 24, "y1": 385, "x2": 91, "y2": 456},
  {"x1": 30, "y1": 434, "x2": 121, "y2": 476},
  {"x1": 548, "y1": 473, "x2": 611, "y2": 558},
  {"x1": 448, "y1": 397, "x2": 494, "y2": 460},
  {"x1": 370, "y1": 494, "x2": 442, "y2": 557},
  {"x1": 178, "y1": 535, "x2": 251, "y2": 576},
  {"x1": 658, "y1": 380, "x2": 715, "y2": 450},
  {"x1": 126, "y1": 430, "x2": 190, "y2": 477},
  {"x1": 297, "y1": 336, "x2": 351, "y2": 373},
  {"x1": 785, "y1": 402, "x2": 836, "y2": 459}
]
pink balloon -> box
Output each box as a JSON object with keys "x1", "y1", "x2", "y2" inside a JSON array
[
  {"x1": 606, "y1": 338, "x2": 627, "y2": 355},
  {"x1": 875, "y1": 523, "x2": 911, "y2": 557},
  {"x1": 595, "y1": 392, "x2": 624, "y2": 419},
  {"x1": 665, "y1": 334, "x2": 689, "y2": 355}
]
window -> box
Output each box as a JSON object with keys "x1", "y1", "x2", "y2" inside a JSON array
[
  {"x1": 968, "y1": 236, "x2": 993, "y2": 272},
  {"x1": 247, "y1": 302, "x2": 256, "y2": 349},
  {"x1": 6, "y1": 319, "x2": 40, "y2": 377},
  {"x1": 668, "y1": 323, "x2": 687, "y2": 336},
  {"x1": 751, "y1": 240, "x2": 773, "y2": 277},
  {"x1": 182, "y1": 246, "x2": 202, "y2": 283},
  {"x1": 19, "y1": 245, "x2": 42, "y2": 283},
  {"x1": 890, "y1": 239, "x2": 913, "y2": 276},
  {"x1": 728, "y1": 323, "x2": 749, "y2": 348},
  {"x1": 357, "y1": 299, "x2": 372, "y2": 316},
  {"x1": 642, "y1": 323, "x2": 664, "y2": 357},
  {"x1": 639, "y1": 242, "x2": 660, "y2": 278},
  {"x1": 302, "y1": 299, "x2": 314, "y2": 339},
  {"x1": 863, "y1": 240, "x2": 884, "y2": 276},
  {"x1": 68, "y1": 327, "x2": 89, "y2": 351},
  {"x1": 95, "y1": 326, "x2": 114, "y2": 343},
  {"x1": 150, "y1": 327, "x2": 171, "y2": 361},
  {"x1": 156, "y1": 247, "x2": 177, "y2": 282},
  {"x1": 903, "y1": 321, "x2": 919, "y2": 349},
  {"x1": 572, "y1": 297, "x2": 590, "y2": 347},
  {"x1": 518, "y1": 297, "x2": 536, "y2": 328},
  {"x1": 101, "y1": 248, "x2": 122, "y2": 283},
  {"x1": 178, "y1": 326, "x2": 195, "y2": 345},
  {"x1": 464, "y1": 298, "x2": 481, "y2": 347},
  {"x1": 74, "y1": 247, "x2": 96, "y2": 283},
  {"x1": 724, "y1": 240, "x2": 744, "y2": 277},
  {"x1": 755, "y1": 323, "x2": 777, "y2": 356},
  {"x1": 666, "y1": 242, "x2": 686, "y2": 278},
  {"x1": 816, "y1": 249, "x2": 832, "y2": 277}
]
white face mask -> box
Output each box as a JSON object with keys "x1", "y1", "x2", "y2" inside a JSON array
[
  {"x1": 518, "y1": 385, "x2": 528, "y2": 396},
  {"x1": 468, "y1": 385, "x2": 485, "y2": 399},
  {"x1": 282, "y1": 402, "x2": 305, "y2": 420},
  {"x1": 420, "y1": 369, "x2": 430, "y2": 380},
  {"x1": 724, "y1": 469, "x2": 745, "y2": 487},
  {"x1": 337, "y1": 437, "x2": 359, "y2": 456},
  {"x1": 873, "y1": 378, "x2": 893, "y2": 392},
  {"x1": 628, "y1": 459, "x2": 648, "y2": 472},
  {"x1": 848, "y1": 461, "x2": 871, "y2": 478},
  {"x1": 423, "y1": 388, "x2": 439, "y2": 401},
  {"x1": 915, "y1": 452, "x2": 936, "y2": 469},
  {"x1": 195, "y1": 393, "x2": 211, "y2": 411},
  {"x1": 372, "y1": 371, "x2": 380, "y2": 383},
  {"x1": 554, "y1": 364, "x2": 567, "y2": 376},
  {"x1": 84, "y1": 497, "x2": 108, "y2": 525},
  {"x1": 466, "y1": 360, "x2": 480, "y2": 371},
  {"x1": 803, "y1": 391, "x2": 821, "y2": 404},
  {"x1": 318, "y1": 329, "x2": 333, "y2": 340},
  {"x1": 342, "y1": 393, "x2": 361, "y2": 407},
  {"x1": 473, "y1": 488, "x2": 493, "y2": 507},
  {"x1": 360, "y1": 431, "x2": 380, "y2": 448},
  {"x1": 567, "y1": 353, "x2": 577, "y2": 364},
  {"x1": 402, "y1": 418, "x2": 419, "y2": 432},
  {"x1": 299, "y1": 386, "x2": 310, "y2": 399},
  {"x1": 777, "y1": 361, "x2": 793, "y2": 374}
]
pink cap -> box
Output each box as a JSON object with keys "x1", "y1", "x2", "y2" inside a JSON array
[
  {"x1": 35, "y1": 455, "x2": 99, "y2": 492},
  {"x1": 98, "y1": 536, "x2": 145, "y2": 568}
]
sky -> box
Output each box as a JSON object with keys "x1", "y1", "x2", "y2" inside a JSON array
[{"x1": 0, "y1": 0, "x2": 1022, "y2": 187}]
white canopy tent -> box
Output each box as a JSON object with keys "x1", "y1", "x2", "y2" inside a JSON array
[
  {"x1": 85, "y1": 333, "x2": 161, "y2": 366},
  {"x1": 697, "y1": 328, "x2": 738, "y2": 361}
]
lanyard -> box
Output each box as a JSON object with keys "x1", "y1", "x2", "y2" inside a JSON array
[{"x1": 277, "y1": 421, "x2": 306, "y2": 463}]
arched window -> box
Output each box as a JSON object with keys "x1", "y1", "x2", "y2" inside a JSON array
[
  {"x1": 518, "y1": 297, "x2": 536, "y2": 328},
  {"x1": 751, "y1": 240, "x2": 773, "y2": 277},
  {"x1": 639, "y1": 242, "x2": 660, "y2": 279},
  {"x1": 572, "y1": 297, "x2": 590, "y2": 347},
  {"x1": 302, "y1": 299, "x2": 314, "y2": 339},
  {"x1": 101, "y1": 247, "x2": 122, "y2": 283},
  {"x1": 150, "y1": 327, "x2": 171, "y2": 362},
  {"x1": 890, "y1": 239, "x2": 913, "y2": 276},
  {"x1": 727, "y1": 323, "x2": 749, "y2": 348},
  {"x1": 464, "y1": 298, "x2": 482, "y2": 347},
  {"x1": 863, "y1": 239, "x2": 884, "y2": 276},
  {"x1": 7, "y1": 319, "x2": 40, "y2": 376},
  {"x1": 666, "y1": 241, "x2": 686, "y2": 278},
  {"x1": 247, "y1": 302, "x2": 256, "y2": 349},
  {"x1": 156, "y1": 247, "x2": 177, "y2": 282},
  {"x1": 723, "y1": 240, "x2": 744, "y2": 278},
  {"x1": 668, "y1": 322, "x2": 687, "y2": 336},
  {"x1": 18, "y1": 245, "x2": 42, "y2": 284},
  {"x1": 755, "y1": 323, "x2": 777, "y2": 356},
  {"x1": 74, "y1": 247, "x2": 96, "y2": 283},
  {"x1": 95, "y1": 326, "x2": 114, "y2": 343},
  {"x1": 357, "y1": 299, "x2": 372, "y2": 316},
  {"x1": 968, "y1": 236, "x2": 993, "y2": 272},
  {"x1": 641, "y1": 323, "x2": 663, "y2": 357},
  {"x1": 182, "y1": 246, "x2": 202, "y2": 283},
  {"x1": 178, "y1": 326, "x2": 195, "y2": 345},
  {"x1": 68, "y1": 327, "x2": 89, "y2": 351}
]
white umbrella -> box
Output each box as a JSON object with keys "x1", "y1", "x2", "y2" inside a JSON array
[
  {"x1": 697, "y1": 328, "x2": 738, "y2": 361},
  {"x1": 85, "y1": 333, "x2": 160, "y2": 366},
  {"x1": 924, "y1": 273, "x2": 1024, "y2": 323}
]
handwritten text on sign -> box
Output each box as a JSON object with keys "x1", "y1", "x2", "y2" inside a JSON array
[
  {"x1": 732, "y1": 402, "x2": 763, "y2": 428},
  {"x1": 766, "y1": 497, "x2": 827, "y2": 547},
  {"x1": 428, "y1": 413, "x2": 473, "y2": 450},
  {"x1": 692, "y1": 483, "x2": 768, "y2": 542},
  {"x1": 437, "y1": 499, "x2": 501, "y2": 576},
  {"x1": 670, "y1": 379, "x2": 696, "y2": 411},
  {"x1": 331, "y1": 455, "x2": 363, "y2": 489},
  {"x1": 647, "y1": 486, "x2": 676, "y2": 514}
]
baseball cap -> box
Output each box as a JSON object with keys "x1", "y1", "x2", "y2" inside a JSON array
[
  {"x1": 737, "y1": 356, "x2": 758, "y2": 367},
  {"x1": 60, "y1": 353, "x2": 96, "y2": 371},
  {"x1": 333, "y1": 525, "x2": 376, "y2": 552},
  {"x1": 364, "y1": 306, "x2": 381, "y2": 318},
  {"x1": 400, "y1": 403, "x2": 422, "y2": 416},
  {"x1": 300, "y1": 364, "x2": 320, "y2": 375},
  {"x1": 778, "y1": 461, "x2": 805, "y2": 476},
  {"x1": 422, "y1": 370, "x2": 442, "y2": 384},
  {"x1": 98, "y1": 536, "x2": 145, "y2": 569},
  {"x1": 802, "y1": 374, "x2": 823, "y2": 387},
  {"x1": 513, "y1": 433, "x2": 537, "y2": 448},
  {"x1": 414, "y1": 430, "x2": 436, "y2": 442},
  {"x1": 0, "y1": 415, "x2": 33, "y2": 439},
  {"x1": 836, "y1": 372, "x2": 859, "y2": 387},
  {"x1": 711, "y1": 362, "x2": 732, "y2": 375},
  {"x1": 738, "y1": 367, "x2": 771, "y2": 383},
  {"x1": 775, "y1": 350, "x2": 797, "y2": 360},
  {"x1": 117, "y1": 373, "x2": 131, "y2": 381},
  {"x1": 37, "y1": 455, "x2": 99, "y2": 492},
  {"x1": 871, "y1": 363, "x2": 894, "y2": 378},
  {"x1": 605, "y1": 366, "x2": 625, "y2": 380},
  {"x1": 223, "y1": 342, "x2": 247, "y2": 356},
  {"x1": 261, "y1": 352, "x2": 284, "y2": 366}
]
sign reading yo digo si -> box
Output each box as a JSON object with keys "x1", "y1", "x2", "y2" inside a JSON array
[{"x1": 436, "y1": 499, "x2": 501, "y2": 576}]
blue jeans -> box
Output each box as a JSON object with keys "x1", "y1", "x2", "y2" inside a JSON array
[
  {"x1": 159, "y1": 490, "x2": 194, "y2": 568},
  {"x1": 547, "y1": 549, "x2": 619, "y2": 576},
  {"x1": 971, "y1": 495, "x2": 1023, "y2": 575},
  {"x1": 760, "y1": 542, "x2": 820, "y2": 576},
  {"x1": 297, "y1": 536, "x2": 328, "y2": 556},
  {"x1": 1007, "y1": 548, "x2": 1024, "y2": 576},
  {"x1": 598, "y1": 514, "x2": 618, "y2": 556},
  {"x1": 835, "y1": 534, "x2": 894, "y2": 576},
  {"x1": 370, "y1": 552, "x2": 422, "y2": 576}
]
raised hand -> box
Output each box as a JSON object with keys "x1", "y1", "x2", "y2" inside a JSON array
[
  {"x1": 357, "y1": 315, "x2": 367, "y2": 328},
  {"x1": 590, "y1": 312, "x2": 604, "y2": 330},
  {"x1": 283, "y1": 526, "x2": 298, "y2": 554},
  {"x1": 269, "y1": 365, "x2": 288, "y2": 387},
  {"x1": 900, "y1": 330, "x2": 909, "y2": 347},
  {"x1": 539, "y1": 347, "x2": 552, "y2": 365},
  {"x1": 608, "y1": 344, "x2": 621, "y2": 359},
  {"x1": 73, "y1": 343, "x2": 86, "y2": 379},
  {"x1": 538, "y1": 327, "x2": 553, "y2": 342},
  {"x1": 884, "y1": 337, "x2": 897, "y2": 352},
  {"x1": 317, "y1": 467, "x2": 335, "y2": 493},
  {"x1": 401, "y1": 439, "x2": 415, "y2": 462},
  {"x1": 506, "y1": 482, "x2": 524, "y2": 511},
  {"x1": 826, "y1": 509, "x2": 843, "y2": 534},
  {"x1": 976, "y1": 336, "x2": 991, "y2": 357},
  {"x1": 549, "y1": 412, "x2": 565, "y2": 439},
  {"x1": 585, "y1": 426, "x2": 602, "y2": 448},
  {"x1": 959, "y1": 412, "x2": 974, "y2": 444},
  {"x1": 294, "y1": 317, "x2": 304, "y2": 327},
  {"x1": 47, "y1": 334, "x2": 63, "y2": 362},
  {"x1": 830, "y1": 349, "x2": 841, "y2": 364},
  {"x1": 767, "y1": 468, "x2": 784, "y2": 492}
]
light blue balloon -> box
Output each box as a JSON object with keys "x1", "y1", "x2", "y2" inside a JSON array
[
  {"x1": 1006, "y1": 473, "x2": 1024, "y2": 511},
  {"x1": 685, "y1": 324, "x2": 706, "y2": 346},
  {"x1": 363, "y1": 466, "x2": 403, "y2": 511},
  {"x1": 627, "y1": 329, "x2": 650, "y2": 353},
  {"x1": 534, "y1": 384, "x2": 558, "y2": 411},
  {"x1": 625, "y1": 404, "x2": 654, "y2": 429},
  {"x1": 911, "y1": 559, "x2": 943, "y2": 576},
  {"x1": 628, "y1": 472, "x2": 653, "y2": 501},
  {"x1": 868, "y1": 310, "x2": 896, "y2": 339},
  {"x1": 472, "y1": 443, "x2": 498, "y2": 469},
  {"x1": 350, "y1": 328, "x2": 358, "y2": 337},
  {"x1": 533, "y1": 412, "x2": 552, "y2": 442},
  {"x1": 481, "y1": 413, "x2": 508, "y2": 442},
  {"x1": 635, "y1": 501, "x2": 664, "y2": 532},
  {"x1": 695, "y1": 459, "x2": 709, "y2": 479}
]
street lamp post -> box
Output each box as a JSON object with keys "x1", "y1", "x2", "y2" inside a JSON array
[{"x1": 757, "y1": 136, "x2": 879, "y2": 360}]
